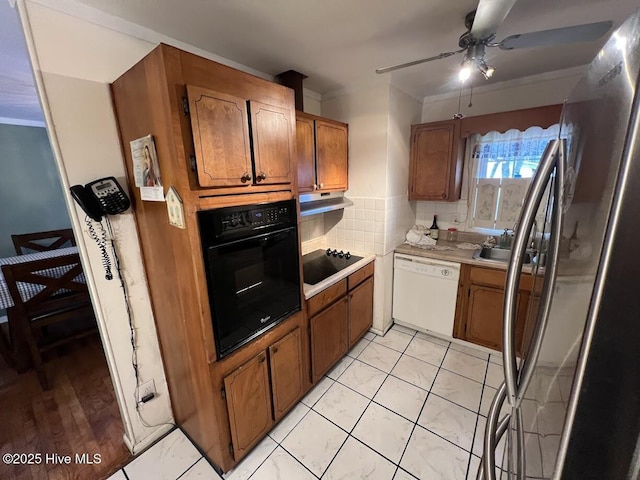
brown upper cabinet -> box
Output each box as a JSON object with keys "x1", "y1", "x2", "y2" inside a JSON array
[
  {"x1": 187, "y1": 85, "x2": 294, "y2": 189},
  {"x1": 409, "y1": 119, "x2": 463, "y2": 201},
  {"x1": 409, "y1": 105, "x2": 561, "y2": 202},
  {"x1": 296, "y1": 112, "x2": 348, "y2": 193}
]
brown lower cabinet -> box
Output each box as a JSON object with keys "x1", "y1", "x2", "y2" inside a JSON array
[
  {"x1": 309, "y1": 262, "x2": 375, "y2": 383},
  {"x1": 269, "y1": 327, "x2": 304, "y2": 421},
  {"x1": 454, "y1": 265, "x2": 534, "y2": 355},
  {"x1": 349, "y1": 277, "x2": 374, "y2": 346},
  {"x1": 310, "y1": 297, "x2": 349, "y2": 382},
  {"x1": 223, "y1": 326, "x2": 303, "y2": 460}
]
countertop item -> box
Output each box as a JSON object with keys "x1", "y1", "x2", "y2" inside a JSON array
[
  {"x1": 395, "y1": 242, "x2": 535, "y2": 272},
  {"x1": 303, "y1": 251, "x2": 376, "y2": 300}
]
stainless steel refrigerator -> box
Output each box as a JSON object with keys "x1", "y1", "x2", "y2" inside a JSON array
[{"x1": 480, "y1": 9, "x2": 640, "y2": 480}]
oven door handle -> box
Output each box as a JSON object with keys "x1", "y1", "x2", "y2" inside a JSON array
[{"x1": 210, "y1": 226, "x2": 296, "y2": 250}]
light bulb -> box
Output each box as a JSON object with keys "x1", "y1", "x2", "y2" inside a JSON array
[
  {"x1": 477, "y1": 61, "x2": 496, "y2": 79},
  {"x1": 459, "y1": 66, "x2": 472, "y2": 82}
]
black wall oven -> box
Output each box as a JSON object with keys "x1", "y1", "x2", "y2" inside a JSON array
[{"x1": 198, "y1": 199, "x2": 301, "y2": 359}]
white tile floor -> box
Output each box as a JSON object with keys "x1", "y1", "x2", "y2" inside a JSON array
[{"x1": 107, "y1": 325, "x2": 506, "y2": 480}]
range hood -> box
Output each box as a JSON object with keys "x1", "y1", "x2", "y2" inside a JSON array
[{"x1": 299, "y1": 192, "x2": 353, "y2": 217}]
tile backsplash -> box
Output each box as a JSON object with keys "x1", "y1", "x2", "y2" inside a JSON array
[
  {"x1": 300, "y1": 196, "x2": 482, "y2": 257},
  {"x1": 415, "y1": 200, "x2": 470, "y2": 231},
  {"x1": 325, "y1": 198, "x2": 386, "y2": 256},
  {"x1": 320, "y1": 195, "x2": 415, "y2": 256}
]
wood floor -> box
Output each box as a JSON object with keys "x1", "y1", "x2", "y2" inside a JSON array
[{"x1": 0, "y1": 336, "x2": 131, "y2": 480}]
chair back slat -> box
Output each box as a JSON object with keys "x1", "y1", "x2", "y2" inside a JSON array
[
  {"x1": 11, "y1": 229, "x2": 76, "y2": 255},
  {"x1": 1, "y1": 254, "x2": 89, "y2": 317}
]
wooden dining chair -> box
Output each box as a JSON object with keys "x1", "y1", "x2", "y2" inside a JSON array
[
  {"x1": 1, "y1": 254, "x2": 96, "y2": 389},
  {"x1": 11, "y1": 228, "x2": 76, "y2": 255},
  {"x1": 0, "y1": 318, "x2": 15, "y2": 369}
]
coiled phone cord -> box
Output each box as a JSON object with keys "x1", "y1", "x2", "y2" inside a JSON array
[{"x1": 85, "y1": 216, "x2": 113, "y2": 280}]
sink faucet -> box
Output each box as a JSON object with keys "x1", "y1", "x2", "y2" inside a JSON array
[{"x1": 530, "y1": 220, "x2": 538, "y2": 250}]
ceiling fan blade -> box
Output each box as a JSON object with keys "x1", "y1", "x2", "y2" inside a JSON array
[
  {"x1": 499, "y1": 21, "x2": 613, "y2": 50},
  {"x1": 375, "y1": 50, "x2": 464, "y2": 74},
  {"x1": 471, "y1": 0, "x2": 517, "y2": 39}
]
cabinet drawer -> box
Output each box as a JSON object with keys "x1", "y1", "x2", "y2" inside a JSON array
[
  {"x1": 348, "y1": 262, "x2": 374, "y2": 290},
  {"x1": 307, "y1": 279, "x2": 347, "y2": 317},
  {"x1": 470, "y1": 267, "x2": 533, "y2": 291}
]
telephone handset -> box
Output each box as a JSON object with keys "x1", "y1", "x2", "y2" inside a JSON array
[{"x1": 70, "y1": 177, "x2": 130, "y2": 222}]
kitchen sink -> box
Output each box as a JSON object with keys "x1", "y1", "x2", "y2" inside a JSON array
[{"x1": 474, "y1": 246, "x2": 533, "y2": 264}]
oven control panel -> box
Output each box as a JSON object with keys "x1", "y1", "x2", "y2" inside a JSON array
[
  {"x1": 196, "y1": 200, "x2": 297, "y2": 244},
  {"x1": 220, "y1": 205, "x2": 290, "y2": 232}
]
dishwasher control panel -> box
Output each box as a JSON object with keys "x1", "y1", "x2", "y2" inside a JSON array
[{"x1": 394, "y1": 255, "x2": 460, "y2": 280}]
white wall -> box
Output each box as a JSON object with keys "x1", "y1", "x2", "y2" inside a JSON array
[
  {"x1": 320, "y1": 84, "x2": 422, "y2": 333},
  {"x1": 323, "y1": 85, "x2": 390, "y2": 199},
  {"x1": 19, "y1": 0, "x2": 338, "y2": 452},
  {"x1": 44, "y1": 72, "x2": 175, "y2": 442},
  {"x1": 416, "y1": 69, "x2": 583, "y2": 232},
  {"x1": 385, "y1": 86, "x2": 420, "y2": 253},
  {"x1": 303, "y1": 88, "x2": 322, "y2": 116},
  {"x1": 421, "y1": 68, "x2": 582, "y2": 122},
  {"x1": 20, "y1": 0, "x2": 174, "y2": 452}
]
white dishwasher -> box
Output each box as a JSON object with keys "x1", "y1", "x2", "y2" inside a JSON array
[{"x1": 392, "y1": 253, "x2": 460, "y2": 337}]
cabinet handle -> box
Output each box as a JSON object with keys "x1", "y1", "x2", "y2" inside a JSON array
[
  {"x1": 441, "y1": 193, "x2": 447, "y2": 199},
  {"x1": 272, "y1": 347, "x2": 278, "y2": 354},
  {"x1": 240, "y1": 172, "x2": 252, "y2": 183},
  {"x1": 313, "y1": 183, "x2": 318, "y2": 190},
  {"x1": 256, "y1": 172, "x2": 267, "y2": 182},
  {"x1": 319, "y1": 182, "x2": 324, "y2": 189},
  {"x1": 258, "y1": 355, "x2": 266, "y2": 363}
]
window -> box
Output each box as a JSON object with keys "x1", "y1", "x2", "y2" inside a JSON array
[{"x1": 468, "y1": 125, "x2": 561, "y2": 230}]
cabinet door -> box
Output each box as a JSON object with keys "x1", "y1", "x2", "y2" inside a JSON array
[
  {"x1": 315, "y1": 120, "x2": 348, "y2": 191},
  {"x1": 296, "y1": 114, "x2": 316, "y2": 193},
  {"x1": 409, "y1": 120, "x2": 459, "y2": 201},
  {"x1": 249, "y1": 101, "x2": 293, "y2": 185},
  {"x1": 224, "y1": 352, "x2": 273, "y2": 460},
  {"x1": 466, "y1": 285, "x2": 527, "y2": 354},
  {"x1": 187, "y1": 85, "x2": 252, "y2": 188},
  {"x1": 310, "y1": 297, "x2": 348, "y2": 382},
  {"x1": 349, "y1": 277, "x2": 374, "y2": 347},
  {"x1": 269, "y1": 327, "x2": 304, "y2": 421}
]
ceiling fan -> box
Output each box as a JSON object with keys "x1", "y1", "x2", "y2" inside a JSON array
[{"x1": 375, "y1": 0, "x2": 613, "y2": 81}]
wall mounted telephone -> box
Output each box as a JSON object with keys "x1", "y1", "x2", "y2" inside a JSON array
[{"x1": 70, "y1": 177, "x2": 130, "y2": 222}]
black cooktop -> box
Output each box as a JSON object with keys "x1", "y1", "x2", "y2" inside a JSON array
[{"x1": 303, "y1": 249, "x2": 364, "y2": 285}]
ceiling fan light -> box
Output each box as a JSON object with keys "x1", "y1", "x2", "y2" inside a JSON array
[
  {"x1": 477, "y1": 61, "x2": 495, "y2": 79},
  {"x1": 459, "y1": 65, "x2": 472, "y2": 82}
]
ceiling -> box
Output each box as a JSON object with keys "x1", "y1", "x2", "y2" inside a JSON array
[
  {"x1": 68, "y1": 0, "x2": 640, "y2": 97},
  {"x1": 1, "y1": 0, "x2": 639, "y2": 124},
  {"x1": 0, "y1": 0, "x2": 43, "y2": 124}
]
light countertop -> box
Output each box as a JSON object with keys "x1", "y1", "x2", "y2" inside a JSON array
[
  {"x1": 394, "y1": 243, "x2": 536, "y2": 273},
  {"x1": 303, "y1": 252, "x2": 376, "y2": 300}
]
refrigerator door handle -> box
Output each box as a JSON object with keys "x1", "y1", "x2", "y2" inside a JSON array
[
  {"x1": 515, "y1": 407, "x2": 526, "y2": 480},
  {"x1": 503, "y1": 139, "x2": 560, "y2": 408},
  {"x1": 515, "y1": 139, "x2": 567, "y2": 404},
  {"x1": 481, "y1": 382, "x2": 510, "y2": 480}
]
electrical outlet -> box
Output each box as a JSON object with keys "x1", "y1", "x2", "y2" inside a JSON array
[{"x1": 138, "y1": 379, "x2": 156, "y2": 403}]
